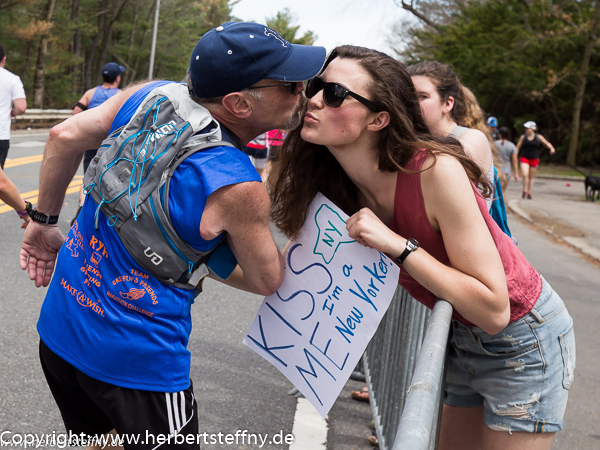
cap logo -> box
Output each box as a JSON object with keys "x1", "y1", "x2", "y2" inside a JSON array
[{"x1": 264, "y1": 27, "x2": 287, "y2": 47}]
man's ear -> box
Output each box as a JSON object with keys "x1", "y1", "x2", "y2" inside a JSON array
[
  {"x1": 221, "y1": 92, "x2": 252, "y2": 119},
  {"x1": 367, "y1": 111, "x2": 390, "y2": 131},
  {"x1": 442, "y1": 96, "x2": 454, "y2": 115}
]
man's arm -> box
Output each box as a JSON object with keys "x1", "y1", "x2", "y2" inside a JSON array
[
  {"x1": 20, "y1": 82, "x2": 153, "y2": 287},
  {"x1": 72, "y1": 88, "x2": 94, "y2": 115},
  {"x1": 201, "y1": 181, "x2": 284, "y2": 296},
  {"x1": 11, "y1": 98, "x2": 26, "y2": 117},
  {"x1": 37, "y1": 83, "x2": 151, "y2": 215}
]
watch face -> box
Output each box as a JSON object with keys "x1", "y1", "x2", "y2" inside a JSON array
[{"x1": 407, "y1": 239, "x2": 418, "y2": 251}]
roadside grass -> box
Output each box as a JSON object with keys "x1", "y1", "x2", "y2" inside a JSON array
[{"x1": 536, "y1": 163, "x2": 588, "y2": 177}]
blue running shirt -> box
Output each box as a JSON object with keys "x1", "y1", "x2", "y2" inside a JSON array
[
  {"x1": 88, "y1": 86, "x2": 120, "y2": 109},
  {"x1": 37, "y1": 81, "x2": 260, "y2": 391}
]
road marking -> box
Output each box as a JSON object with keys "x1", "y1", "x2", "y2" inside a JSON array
[
  {"x1": 289, "y1": 398, "x2": 328, "y2": 450},
  {"x1": 0, "y1": 177, "x2": 83, "y2": 214},
  {"x1": 10, "y1": 141, "x2": 47, "y2": 148},
  {"x1": 4, "y1": 154, "x2": 44, "y2": 168}
]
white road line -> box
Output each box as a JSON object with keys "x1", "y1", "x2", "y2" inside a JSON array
[
  {"x1": 289, "y1": 398, "x2": 328, "y2": 450},
  {"x1": 10, "y1": 141, "x2": 47, "y2": 147}
]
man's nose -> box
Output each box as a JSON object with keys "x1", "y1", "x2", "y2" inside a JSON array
[{"x1": 293, "y1": 81, "x2": 305, "y2": 95}]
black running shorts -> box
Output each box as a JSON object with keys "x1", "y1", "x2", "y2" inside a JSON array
[{"x1": 39, "y1": 339, "x2": 200, "y2": 449}]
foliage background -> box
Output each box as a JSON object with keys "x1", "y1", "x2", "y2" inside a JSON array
[
  {"x1": 2, "y1": 0, "x2": 599, "y2": 164},
  {"x1": 0, "y1": 1, "x2": 313, "y2": 109},
  {"x1": 394, "y1": 0, "x2": 600, "y2": 165}
]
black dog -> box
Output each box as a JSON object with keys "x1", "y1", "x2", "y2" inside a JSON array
[
  {"x1": 566, "y1": 163, "x2": 600, "y2": 201},
  {"x1": 585, "y1": 175, "x2": 600, "y2": 201}
]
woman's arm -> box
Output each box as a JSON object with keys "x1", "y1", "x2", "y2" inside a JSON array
[
  {"x1": 0, "y1": 169, "x2": 30, "y2": 228},
  {"x1": 538, "y1": 134, "x2": 556, "y2": 154},
  {"x1": 515, "y1": 135, "x2": 524, "y2": 153},
  {"x1": 511, "y1": 151, "x2": 519, "y2": 181},
  {"x1": 346, "y1": 155, "x2": 510, "y2": 334},
  {"x1": 0, "y1": 168, "x2": 26, "y2": 212}
]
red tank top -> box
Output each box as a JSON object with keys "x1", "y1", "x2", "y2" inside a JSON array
[{"x1": 388, "y1": 150, "x2": 542, "y2": 326}]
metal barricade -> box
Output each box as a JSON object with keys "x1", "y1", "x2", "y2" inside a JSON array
[{"x1": 364, "y1": 287, "x2": 452, "y2": 450}]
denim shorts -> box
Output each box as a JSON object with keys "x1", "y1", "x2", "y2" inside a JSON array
[{"x1": 445, "y1": 277, "x2": 576, "y2": 433}]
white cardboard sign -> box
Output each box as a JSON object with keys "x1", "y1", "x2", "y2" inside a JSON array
[{"x1": 243, "y1": 193, "x2": 400, "y2": 417}]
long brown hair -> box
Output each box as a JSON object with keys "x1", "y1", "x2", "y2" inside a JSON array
[
  {"x1": 407, "y1": 61, "x2": 502, "y2": 165},
  {"x1": 269, "y1": 46, "x2": 491, "y2": 239}
]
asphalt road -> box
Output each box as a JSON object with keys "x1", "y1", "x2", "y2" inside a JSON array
[{"x1": 0, "y1": 132, "x2": 597, "y2": 449}]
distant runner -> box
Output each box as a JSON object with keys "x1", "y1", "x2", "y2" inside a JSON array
[{"x1": 516, "y1": 121, "x2": 555, "y2": 199}]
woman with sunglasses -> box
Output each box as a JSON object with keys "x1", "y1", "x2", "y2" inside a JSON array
[{"x1": 270, "y1": 46, "x2": 574, "y2": 450}]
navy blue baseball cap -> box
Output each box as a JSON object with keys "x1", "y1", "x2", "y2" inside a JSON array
[
  {"x1": 102, "y1": 62, "x2": 125, "y2": 79},
  {"x1": 189, "y1": 22, "x2": 327, "y2": 98}
]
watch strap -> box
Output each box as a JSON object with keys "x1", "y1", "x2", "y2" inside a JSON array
[
  {"x1": 16, "y1": 201, "x2": 29, "y2": 219},
  {"x1": 26, "y1": 201, "x2": 59, "y2": 225},
  {"x1": 396, "y1": 238, "x2": 419, "y2": 265}
]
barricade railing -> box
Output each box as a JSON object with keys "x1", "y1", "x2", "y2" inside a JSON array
[
  {"x1": 364, "y1": 287, "x2": 452, "y2": 450},
  {"x1": 13, "y1": 109, "x2": 72, "y2": 121}
]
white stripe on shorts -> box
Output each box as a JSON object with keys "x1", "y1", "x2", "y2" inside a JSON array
[
  {"x1": 165, "y1": 393, "x2": 175, "y2": 435},
  {"x1": 173, "y1": 392, "x2": 181, "y2": 431}
]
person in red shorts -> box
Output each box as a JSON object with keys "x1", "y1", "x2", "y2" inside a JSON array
[{"x1": 516, "y1": 121, "x2": 555, "y2": 199}]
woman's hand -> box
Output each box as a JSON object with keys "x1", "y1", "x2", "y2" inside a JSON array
[
  {"x1": 20, "y1": 215, "x2": 31, "y2": 229},
  {"x1": 346, "y1": 208, "x2": 405, "y2": 257}
]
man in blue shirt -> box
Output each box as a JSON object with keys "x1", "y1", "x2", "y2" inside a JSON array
[
  {"x1": 20, "y1": 22, "x2": 326, "y2": 449},
  {"x1": 71, "y1": 62, "x2": 126, "y2": 222}
]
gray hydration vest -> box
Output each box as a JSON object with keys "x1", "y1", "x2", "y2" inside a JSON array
[{"x1": 83, "y1": 83, "x2": 233, "y2": 290}]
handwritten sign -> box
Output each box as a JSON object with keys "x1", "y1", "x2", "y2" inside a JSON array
[{"x1": 243, "y1": 193, "x2": 400, "y2": 417}]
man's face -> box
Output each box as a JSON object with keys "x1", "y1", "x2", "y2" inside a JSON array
[{"x1": 249, "y1": 80, "x2": 306, "y2": 131}]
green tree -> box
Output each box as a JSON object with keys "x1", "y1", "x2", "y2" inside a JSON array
[
  {"x1": 395, "y1": 0, "x2": 600, "y2": 165},
  {"x1": 265, "y1": 8, "x2": 316, "y2": 45},
  {"x1": 0, "y1": 0, "x2": 235, "y2": 108}
]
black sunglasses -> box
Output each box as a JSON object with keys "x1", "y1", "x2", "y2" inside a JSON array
[
  {"x1": 246, "y1": 81, "x2": 300, "y2": 95},
  {"x1": 306, "y1": 76, "x2": 379, "y2": 111}
]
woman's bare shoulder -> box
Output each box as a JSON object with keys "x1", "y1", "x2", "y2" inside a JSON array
[{"x1": 421, "y1": 152, "x2": 469, "y2": 184}]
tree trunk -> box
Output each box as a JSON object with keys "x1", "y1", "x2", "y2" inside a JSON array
[
  {"x1": 132, "y1": 1, "x2": 156, "y2": 81},
  {"x1": 70, "y1": 0, "x2": 81, "y2": 95},
  {"x1": 517, "y1": 0, "x2": 532, "y2": 32},
  {"x1": 567, "y1": 0, "x2": 600, "y2": 166},
  {"x1": 96, "y1": 0, "x2": 130, "y2": 85},
  {"x1": 32, "y1": 0, "x2": 57, "y2": 108},
  {"x1": 124, "y1": 0, "x2": 142, "y2": 85},
  {"x1": 85, "y1": 0, "x2": 108, "y2": 90}
]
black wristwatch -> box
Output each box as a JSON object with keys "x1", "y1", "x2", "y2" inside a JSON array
[
  {"x1": 25, "y1": 201, "x2": 59, "y2": 225},
  {"x1": 396, "y1": 238, "x2": 419, "y2": 265}
]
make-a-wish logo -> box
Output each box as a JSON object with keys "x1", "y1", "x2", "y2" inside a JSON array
[
  {"x1": 120, "y1": 288, "x2": 146, "y2": 301},
  {"x1": 66, "y1": 221, "x2": 85, "y2": 258},
  {"x1": 264, "y1": 27, "x2": 287, "y2": 47}
]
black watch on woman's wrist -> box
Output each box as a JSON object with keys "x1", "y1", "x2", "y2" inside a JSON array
[
  {"x1": 25, "y1": 201, "x2": 60, "y2": 225},
  {"x1": 396, "y1": 238, "x2": 419, "y2": 265}
]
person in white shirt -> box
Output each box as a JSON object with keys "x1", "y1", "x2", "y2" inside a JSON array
[{"x1": 0, "y1": 43, "x2": 27, "y2": 168}]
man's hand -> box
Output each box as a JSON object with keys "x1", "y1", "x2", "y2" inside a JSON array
[{"x1": 20, "y1": 222, "x2": 66, "y2": 287}]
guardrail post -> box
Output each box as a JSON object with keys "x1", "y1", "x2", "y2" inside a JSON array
[{"x1": 392, "y1": 300, "x2": 453, "y2": 450}]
